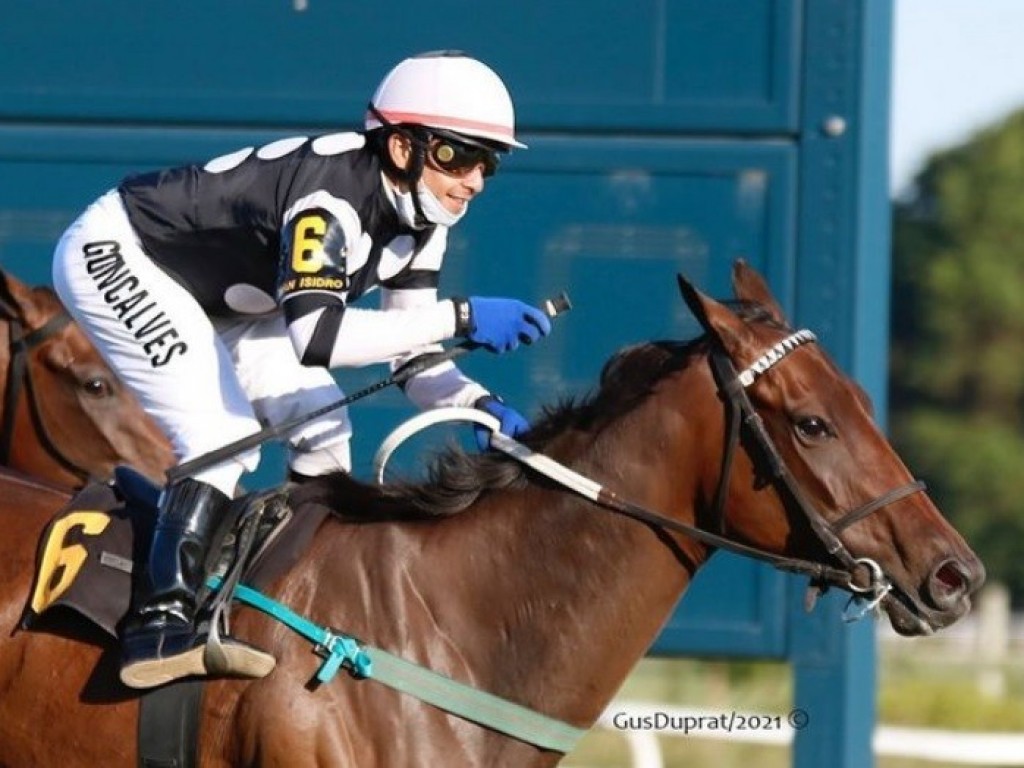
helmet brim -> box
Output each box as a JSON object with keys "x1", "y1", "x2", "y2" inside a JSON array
[{"x1": 365, "y1": 109, "x2": 526, "y2": 150}]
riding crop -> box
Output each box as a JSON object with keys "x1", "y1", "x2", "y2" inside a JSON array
[{"x1": 166, "y1": 293, "x2": 572, "y2": 482}]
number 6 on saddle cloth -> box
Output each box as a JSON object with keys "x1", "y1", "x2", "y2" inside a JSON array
[{"x1": 20, "y1": 468, "x2": 321, "y2": 642}]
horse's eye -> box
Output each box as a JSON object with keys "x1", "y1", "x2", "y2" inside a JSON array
[
  {"x1": 82, "y1": 377, "x2": 115, "y2": 398},
  {"x1": 795, "y1": 416, "x2": 833, "y2": 441}
]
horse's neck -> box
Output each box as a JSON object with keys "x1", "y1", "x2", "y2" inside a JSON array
[
  {"x1": 481, "y1": 368, "x2": 715, "y2": 724},
  {"x1": 264, "y1": 364, "x2": 727, "y2": 767},
  {"x1": 338, "y1": 363, "x2": 718, "y2": 732}
]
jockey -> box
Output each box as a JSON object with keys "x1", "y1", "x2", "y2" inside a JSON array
[{"x1": 51, "y1": 51, "x2": 550, "y2": 690}]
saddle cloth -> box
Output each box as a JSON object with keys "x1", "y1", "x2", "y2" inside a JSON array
[{"x1": 22, "y1": 470, "x2": 329, "y2": 639}]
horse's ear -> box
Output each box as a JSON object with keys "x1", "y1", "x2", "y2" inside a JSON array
[
  {"x1": 731, "y1": 259, "x2": 788, "y2": 326},
  {"x1": 0, "y1": 269, "x2": 36, "y2": 322},
  {"x1": 677, "y1": 273, "x2": 711, "y2": 331},
  {"x1": 677, "y1": 273, "x2": 757, "y2": 357}
]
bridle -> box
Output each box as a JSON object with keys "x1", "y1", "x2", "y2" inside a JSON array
[
  {"x1": 498, "y1": 329, "x2": 925, "y2": 619},
  {"x1": 374, "y1": 328, "x2": 928, "y2": 621},
  {"x1": 703, "y1": 330, "x2": 926, "y2": 617},
  {"x1": 562, "y1": 329, "x2": 926, "y2": 619},
  {"x1": 0, "y1": 289, "x2": 94, "y2": 484}
]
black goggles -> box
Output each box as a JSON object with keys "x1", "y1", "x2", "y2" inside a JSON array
[
  {"x1": 367, "y1": 102, "x2": 503, "y2": 178},
  {"x1": 427, "y1": 138, "x2": 501, "y2": 178}
]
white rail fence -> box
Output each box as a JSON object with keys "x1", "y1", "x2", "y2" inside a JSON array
[{"x1": 588, "y1": 702, "x2": 1024, "y2": 767}]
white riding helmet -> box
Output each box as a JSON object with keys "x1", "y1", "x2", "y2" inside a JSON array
[{"x1": 365, "y1": 51, "x2": 526, "y2": 149}]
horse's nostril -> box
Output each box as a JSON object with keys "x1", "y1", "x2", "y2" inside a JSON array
[
  {"x1": 928, "y1": 559, "x2": 969, "y2": 608},
  {"x1": 936, "y1": 561, "x2": 964, "y2": 591}
]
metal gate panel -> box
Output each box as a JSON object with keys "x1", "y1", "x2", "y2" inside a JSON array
[{"x1": 0, "y1": 0, "x2": 799, "y2": 132}]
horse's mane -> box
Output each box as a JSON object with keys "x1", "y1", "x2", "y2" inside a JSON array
[{"x1": 289, "y1": 300, "x2": 783, "y2": 523}]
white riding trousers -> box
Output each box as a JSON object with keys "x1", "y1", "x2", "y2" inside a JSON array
[{"x1": 52, "y1": 190, "x2": 351, "y2": 495}]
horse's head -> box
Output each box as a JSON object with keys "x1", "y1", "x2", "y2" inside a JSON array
[
  {"x1": 0, "y1": 270, "x2": 174, "y2": 486},
  {"x1": 678, "y1": 261, "x2": 984, "y2": 636}
]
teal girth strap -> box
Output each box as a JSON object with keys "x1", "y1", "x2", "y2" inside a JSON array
[{"x1": 208, "y1": 578, "x2": 587, "y2": 754}]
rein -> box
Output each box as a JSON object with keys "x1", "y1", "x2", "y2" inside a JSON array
[
  {"x1": 376, "y1": 329, "x2": 927, "y2": 615},
  {"x1": 0, "y1": 291, "x2": 93, "y2": 483}
]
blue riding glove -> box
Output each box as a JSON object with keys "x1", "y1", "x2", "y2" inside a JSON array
[
  {"x1": 454, "y1": 297, "x2": 552, "y2": 353},
  {"x1": 473, "y1": 395, "x2": 530, "y2": 451}
]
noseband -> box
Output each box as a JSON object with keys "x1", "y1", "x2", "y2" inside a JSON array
[{"x1": 0, "y1": 295, "x2": 94, "y2": 483}]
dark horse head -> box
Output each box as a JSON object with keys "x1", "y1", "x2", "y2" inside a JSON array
[
  {"x1": 0, "y1": 269, "x2": 173, "y2": 487},
  {"x1": 671, "y1": 261, "x2": 984, "y2": 635}
]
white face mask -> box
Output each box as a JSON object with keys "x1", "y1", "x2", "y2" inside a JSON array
[
  {"x1": 392, "y1": 181, "x2": 467, "y2": 229},
  {"x1": 417, "y1": 180, "x2": 467, "y2": 228}
]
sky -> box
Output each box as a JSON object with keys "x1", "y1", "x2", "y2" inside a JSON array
[{"x1": 890, "y1": 0, "x2": 1024, "y2": 195}]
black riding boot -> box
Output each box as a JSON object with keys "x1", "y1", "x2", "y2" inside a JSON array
[{"x1": 119, "y1": 478, "x2": 276, "y2": 689}]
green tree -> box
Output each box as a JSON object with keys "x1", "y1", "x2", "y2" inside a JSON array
[{"x1": 891, "y1": 107, "x2": 1024, "y2": 603}]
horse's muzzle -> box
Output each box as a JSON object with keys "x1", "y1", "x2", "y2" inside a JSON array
[
  {"x1": 886, "y1": 553, "x2": 986, "y2": 636},
  {"x1": 925, "y1": 556, "x2": 985, "y2": 613}
]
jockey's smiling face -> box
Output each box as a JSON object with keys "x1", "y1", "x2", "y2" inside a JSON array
[{"x1": 387, "y1": 133, "x2": 493, "y2": 217}]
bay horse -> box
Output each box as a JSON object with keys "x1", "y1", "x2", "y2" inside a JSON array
[
  {"x1": 0, "y1": 263, "x2": 983, "y2": 767},
  {"x1": 0, "y1": 269, "x2": 173, "y2": 487}
]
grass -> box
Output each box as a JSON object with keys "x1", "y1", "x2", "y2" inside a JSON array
[
  {"x1": 561, "y1": 649, "x2": 1024, "y2": 768},
  {"x1": 879, "y1": 640, "x2": 1024, "y2": 732},
  {"x1": 565, "y1": 658, "x2": 791, "y2": 768},
  {"x1": 566, "y1": 727, "x2": 791, "y2": 768}
]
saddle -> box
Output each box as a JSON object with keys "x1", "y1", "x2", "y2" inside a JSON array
[
  {"x1": 21, "y1": 467, "x2": 330, "y2": 642},
  {"x1": 15, "y1": 470, "x2": 332, "y2": 768}
]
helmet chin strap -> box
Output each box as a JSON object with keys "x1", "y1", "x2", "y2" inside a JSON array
[
  {"x1": 404, "y1": 144, "x2": 430, "y2": 229},
  {"x1": 368, "y1": 105, "x2": 469, "y2": 229}
]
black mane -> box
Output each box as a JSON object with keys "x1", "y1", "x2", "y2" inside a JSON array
[{"x1": 289, "y1": 300, "x2": 783, "y2": 522}]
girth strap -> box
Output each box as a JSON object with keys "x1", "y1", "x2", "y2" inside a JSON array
[
  {"x1": 210, "y1": 579, "x2": 587, "y2": 754},
  {"x1": 137, "y1": 680, "x2": 203, "y2": 768},
  {"x1": 364, "y1": 648, "x2": 587, "y2": 755}
]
